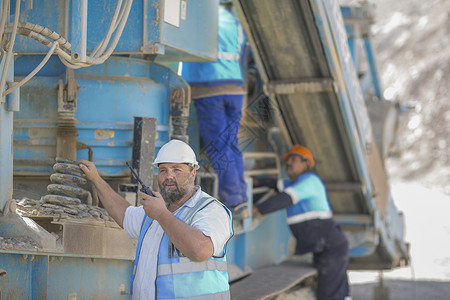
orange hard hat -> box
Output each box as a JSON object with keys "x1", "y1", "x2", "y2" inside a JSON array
[{"x1": 282, "y1": 145, "x2": 315, "y2": 169}]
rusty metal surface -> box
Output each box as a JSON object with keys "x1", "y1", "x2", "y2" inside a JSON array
[
  {"x1": 42, "y1": 158, "x2": 93, "y2": 206},
  {"x1": 49, "y1": 173, "x2": 87, "y2": 187},
  {"x1": 56, "y1": 219, "x2": 136, "y2": 259},
  {"x1": 131, "y1": 117, "x2": 157, "y2": 191},
  {"x1": 16, "y1": 197, "x2": 113, "y2": 221}
]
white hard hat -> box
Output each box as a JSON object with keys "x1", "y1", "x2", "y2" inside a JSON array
[{"x1": 152, "y1": 139, "x2": 200, "y2": 170}]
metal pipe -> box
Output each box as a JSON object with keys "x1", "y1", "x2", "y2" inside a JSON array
[{"x1": 169, "y1": 86, "x2": 190, "y2": 143}]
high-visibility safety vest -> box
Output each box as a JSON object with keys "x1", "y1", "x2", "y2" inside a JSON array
[
  {"x1": 282, "y1": 172, "x2": 333, "y2": 225},
  {"x1": 181, "y1": 6, "x2": 245, "y2": 84},
  {"x1": 131, "y1": 192, "x2": 233, "y2": 299}
]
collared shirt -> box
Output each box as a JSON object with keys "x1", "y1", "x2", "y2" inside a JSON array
[{"x1": 123, "y1": 186, "x2": 232, "y2": 300}]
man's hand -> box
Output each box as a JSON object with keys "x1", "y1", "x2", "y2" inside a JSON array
[
  {"x1": 139, "y1": 191, "x2": 168, "y2": 220},
  {"x1": 253, "y1": 178, "x2": 259, "y2": 187},
  {"x1": 252, "y1": 204, "x2": 260, "y2": 215},
  {"x1": 139, "y1": 190, "x2": 215, "y2": 261},
  {"x1": 79, "y1": 160, "x2": 101, "y2": 184},
  {"x1": 78, "y1": 159, "x2": 130, "y2": 227}
]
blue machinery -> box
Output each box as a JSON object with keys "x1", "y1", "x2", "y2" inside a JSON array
[{"x1": 0, "y1": 0, "x2": 409, "y2": 298}]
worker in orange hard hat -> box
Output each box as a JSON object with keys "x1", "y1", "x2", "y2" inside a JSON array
[
  {"x1": 282, "y1": 144, "x2": 315, "y2": 168},
  {"x1": 253, "y1": 144, "x2": 351, "y2": 300}
]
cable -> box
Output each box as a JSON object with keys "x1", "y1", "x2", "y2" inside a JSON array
[
  {"x1": 2, "y1": 42, "x2": 59, "y2": 97},
  {"x1": 0, "y1": 0, "x2": 9, "y2": 46},
  {"x1": 0, "y1": 0, "x2": 133, "y2": 83},
  {"x1": 2, "y1": 0, "x2": 132, "y2": 67},
  {"x1": 0, "y1": 0, "x2": 20, "y2": 98},
  {"x1": 4, "y1": 22, "x2": 71, "y2": 51},
  {"x1": 88, "y1": 0, "x2": 133, "y2": 64},
  {"x1": 91, "y1": 0, "x2": 123, "y2": 57}
]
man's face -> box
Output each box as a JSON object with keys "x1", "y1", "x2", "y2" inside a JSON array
[
  {"x1": 285, "y1": 154, "x2": 309, "y2": 180},
  {"x1": 158, "y1": 163, "x2": 195, "y2": 205}
]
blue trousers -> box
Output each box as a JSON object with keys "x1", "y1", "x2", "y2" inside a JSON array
[{"x1": 194, "y1": 94, "x2": 248, "y2": 207}]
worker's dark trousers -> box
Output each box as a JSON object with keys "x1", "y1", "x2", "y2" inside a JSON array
[
  {"x1": 313, "y1": 239, "x2": 350, "y2": 300},
  {"x1": 194, "y1": 94, "x2": 248, "y2": 207}
]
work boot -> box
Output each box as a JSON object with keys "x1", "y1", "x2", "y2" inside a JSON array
[{"x1": 230, "y1": 202, "x2": 250, "y2": 220}]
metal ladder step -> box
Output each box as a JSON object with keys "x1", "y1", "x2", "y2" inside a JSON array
[{"x1": 230, "y1": 260, "x2": 317, "y2": 300}]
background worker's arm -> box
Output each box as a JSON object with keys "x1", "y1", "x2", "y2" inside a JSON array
[
  {"x1": 253, "y1": 177, "x2": 278, "y2": 190},
  {"x1": 253, "y1": 177, "x2": 293, "y2": 214},
  {"x1": 80, "y1": 160, "x2": 130, "y2": 227},
  {"x1": 254, "y1": 192, "x2": 293, "y2": 214},
  {"x1": 139, "y1": 191, "x2": 214, "y2": 262}
]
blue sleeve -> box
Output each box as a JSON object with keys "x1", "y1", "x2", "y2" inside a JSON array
[
  {"x1": 283, "y1": 173, "x2": 331, "y2": 212},
  {"x1": 284, "y1": 173, "x2": 324, "y2": 204}
]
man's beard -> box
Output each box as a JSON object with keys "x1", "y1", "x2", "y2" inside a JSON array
[{"x1": 159, "y1": 174, "x2": 195, "y2": 205}]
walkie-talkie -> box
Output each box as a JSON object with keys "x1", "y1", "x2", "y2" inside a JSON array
[{"x1": 126, "y1": 161, "x2": 154, "y2": 196}]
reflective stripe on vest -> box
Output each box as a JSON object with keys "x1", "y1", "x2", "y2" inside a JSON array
[
  {"x1": 286, "y1": 210, "x2": 333, "y2": 225},
  {"x1": 158, "y1": 258, "x2": 228, "y2": 275},
  {"x1": 130, "y1": 215, "x2": 153, "y2": 295},
  {"x1": 217, "y1": 20, "x2": 244, "y2": 62},
  {"x1": 162, "y1": 290, "x2": 231, "y2": 300},
  {"x1": 217, "y1": 52, "x2": 240, "y2": 61}
]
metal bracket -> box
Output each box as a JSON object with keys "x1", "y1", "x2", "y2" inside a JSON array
[
  {"x1": 264, "y1": 78, "x2": 334, "y2": 95},
  {"x1": 57, "y1": 69, "x2": 79, "y2": 113},
  {"x1": 2, "y1": 199, "x2": 17, "y2": 217},
  {"x1": 170, "y1": 86, "x2": 190, "y2": 142},
  {"x1": 5, "y1": 82, "x2": 20, "y2": 112}
]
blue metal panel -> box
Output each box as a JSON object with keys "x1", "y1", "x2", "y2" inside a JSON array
[
  {"x1": 0, "y1": 253, "x2": 32, "y2": 299},
  {"x1": 0, "y1": 55, "x2": 15, "y2": 211},
  {"x1": 48, "y1": 256, "x2": 131, "y2": 299},
  {"x1": 12, "y1": 56, "x2": 178, "y2": 176},
  {"x1": 226, "y1": 211, "x2": 292, "y2": 279},
  {"x1": 11, "y1": 0, "x2": 218, "y2": 61},
  {"x1": 156, "y1": 0, "x2": 219, "y2": 61},
  {"x1": 341, "y1": 4, "x2": 383, "y2": 101},
  {"x1": 32, "y1": 255, "x2": 49, "y2": 299},
  {"x1": 345, "y1": 29, "x2": 358, "y2": 68},
  {"x1": 75, "y1": 74, "x2": 166, "y2": 175},
  {"x1": 363, "y1": 37, "x2": 383, "y2": 99},
  {"x1": 0, "y1": 252, "x2": 132, "y2": 299},
  {"x1": 11, "y1": 0, "x2": 65, "y2": 54},
  {"x1": 349, "y1": 244, "x2": 376, "y2": 257},
  {"x1": 84, "y1": 0, "x2": 144, "y2": 54},
  {"x1": 13, "y1": 74, "x2": 59, "y2": 175}
]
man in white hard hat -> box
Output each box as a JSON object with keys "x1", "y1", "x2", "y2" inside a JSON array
[{"x1": 79, "y1": 139, "x2": 233, "y2": 299}]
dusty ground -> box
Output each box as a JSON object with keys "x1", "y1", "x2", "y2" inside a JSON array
[{"x1": 349, "y1": 0, "x2": 450, "y2": 299}]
